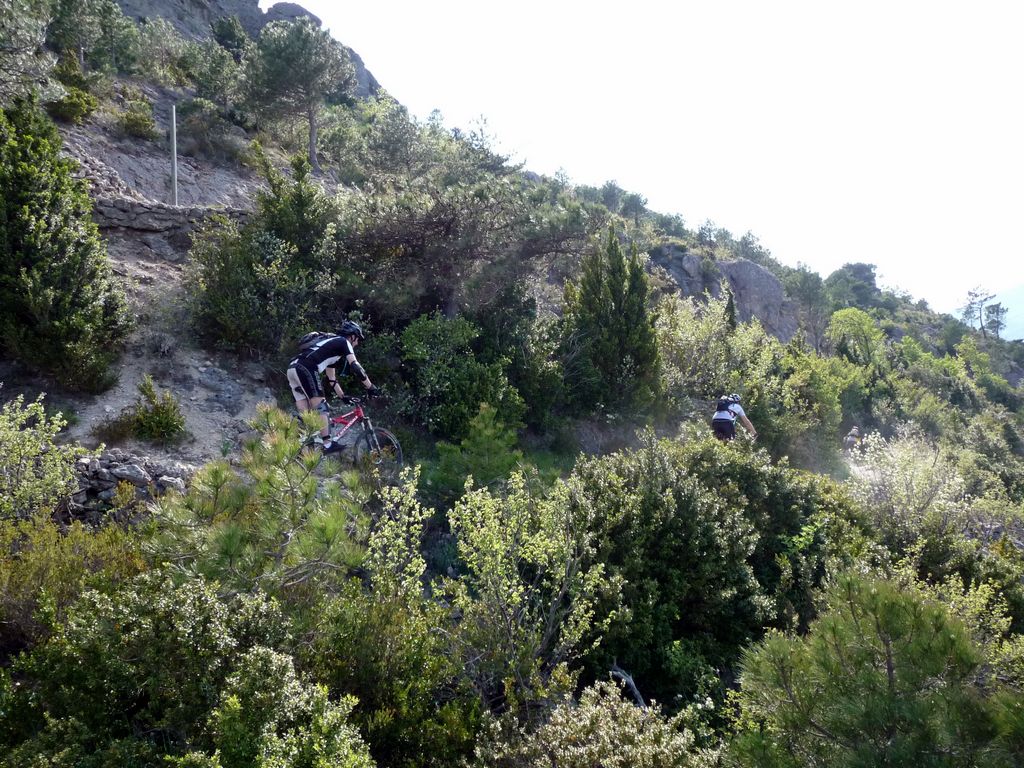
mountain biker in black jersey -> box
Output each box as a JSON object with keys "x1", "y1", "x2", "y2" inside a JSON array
[
  {"x1": 287, "y1": 320, "x2": 381, "y2": 455},
  {"x1": 710, "y1": 393, "x2": 757, "y2": 441},
  {"x1": 842, "y1": 426, "x2": 862, "y2": 454}
]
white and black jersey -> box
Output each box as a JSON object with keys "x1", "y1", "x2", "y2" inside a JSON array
[{"x1": 291, "y1": 336, "x2": 354, "y2": 376}]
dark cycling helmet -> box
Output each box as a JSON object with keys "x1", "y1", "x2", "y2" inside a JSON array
[
  {"x1": 339, "y1": 320, "x2": 365, "y2": 340},
  {"x1": 728, "y1": 393, "x2": 742, "y2": 404}
]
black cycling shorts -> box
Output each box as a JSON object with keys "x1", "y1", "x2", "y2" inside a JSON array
[
  {"x1": 287, "y1": 363, "x2": 322, "y2": 401},
  {"x1": 711, "y1": 419, "x2": 736, "y2": 440}
]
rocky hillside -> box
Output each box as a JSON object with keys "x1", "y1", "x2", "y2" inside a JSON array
[
  {"x1": 115, "y1": 0, "x2": 381, "y2": 98},
  {"x1": 3, "y1": 0, "x2": 799, "y2": 473},
  {"x1": 47, "y1": 85, "x2": 272, "y2": 465}
]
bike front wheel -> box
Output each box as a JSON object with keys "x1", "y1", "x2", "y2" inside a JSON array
[{"x1": 354, "y1": 427, "x2": 403, "y2": 484}]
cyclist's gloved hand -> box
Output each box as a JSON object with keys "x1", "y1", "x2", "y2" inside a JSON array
[{"x1": 367, "y1": 385, "x2": 383, "y2": 399}]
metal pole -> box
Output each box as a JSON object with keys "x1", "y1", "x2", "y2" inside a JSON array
[{"x1": 170, "y1": 103, "x2": 178, "y2": 206}]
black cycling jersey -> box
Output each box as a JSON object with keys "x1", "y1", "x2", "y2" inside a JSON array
[{"x1": 291, "y1": 336, "x2": 353, "y2": 376}]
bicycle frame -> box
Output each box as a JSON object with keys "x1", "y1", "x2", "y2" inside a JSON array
[{"x1": 328, "y1": 403, "x2": 376, "y2": 441}]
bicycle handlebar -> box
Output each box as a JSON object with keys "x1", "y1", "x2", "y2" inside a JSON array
[{"x1": 338, "y1": 390, "x2": 384, "y2": 406}]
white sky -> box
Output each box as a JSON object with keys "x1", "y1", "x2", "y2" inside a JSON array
[{"x1": 262, "y1": 1, "x2": 1024, "y2": 324}]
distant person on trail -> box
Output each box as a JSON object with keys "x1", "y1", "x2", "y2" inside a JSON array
[
  {"x1": 711, "y1": 393, "x2": 757, "y2": 441},
  {"x1": 287, "y1": 320, "x2": 381, "y2": 455},
  {"x1": 842, "y1": 426, "x2": 862, "y2": 454}
]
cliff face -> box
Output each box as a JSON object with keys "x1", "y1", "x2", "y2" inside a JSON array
[
  {"x1": 116, "y1": 0, "x2": 265, "y2": 39},
  {"x1": 650, "y1": 244, "x2": 800, "y2": 342},
  {"x1": 115, "y1": 0, "x2": 381, "y2": 99}
]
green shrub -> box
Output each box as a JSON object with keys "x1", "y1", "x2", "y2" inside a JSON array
[
  {"x1": 845, "y1": 428, "x2": 969, "y2": 553},
  {"x1": 0, "y1": 571, "x2": 372, "y2": 766},
  {"x1": 185, "y1": 159, "x2": 337, "y2": 356},
  {"x1": 655, "y1": 293, "x2": 733, "y2": 403},
  {"x1": 426, "y1": 402, "x2": 523, "y2": 504},
  {"x1": 133, "y1": 374, "x2": 186, "y2": 441},
  {"x1": 93, "y1": 374, "x2": 187, "y2": 445},
  {"x1": 0, "y1": 394, "x2": 86, "y2": 520},
  {"x1": 117, "y1": 96, "x2": 159, "y2": 139},
  {"x1": 467, "y1": 284, "x2": 565, "y2": 431},
  {"x1": 0, "y1": 99, "x2": 131, "y2": 390},
  {"x1": 178, "y1": 96, "x2": 240, "y2": 159},
  {"x1": 474, "y1": 682, "x2": 708, "y2": 768},
  {"x1": 301, "y1": 477, "x2": 479, "y2": 767},
  {"x1": 209, "y1": 647, "x2": 373, "y2": 768},
  {"x1": 186, "y1": 217, "x2": 317, "y2": 355},
  {"x1": 400, "y1": 312, "x2": 524, "y2": 438},
  {"x1": 45, "y1": 85, "x2": 98, "y2": 123},
  {"x1": 573, "y1": 434, "x2": 867, "y2": 709},
  {"x1": 443, "y1": 473, "x2": 611, "y2": 719},
  {"x1": 0, "y1": 513, "x2": 144, "y2": 660},
  {"x1": 149, "y1": 405, "x2": 368, "y2": 600},
  {"x1": 255, "y1": 154, "x2": 338, "y2": 269},
  {"x1": 46, "y1": 58, "x2": 97, "y2": 124},
  {"x1": 730, "y1": 575, "x2": 1017, "y2": 766}
]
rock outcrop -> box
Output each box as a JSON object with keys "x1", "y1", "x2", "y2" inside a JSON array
[
  {"x1": 650, "y1": 245, "x2": 800, "y2": 342},
  {"x1": 116, "y1": 0, "x2": 265, "y2": 39},
  {"x1": 262, "y1": 1, "x2": 320, "y2": 26},
  {"x1": 115, "y1": 0, "x2": 381, "y2": 99}
]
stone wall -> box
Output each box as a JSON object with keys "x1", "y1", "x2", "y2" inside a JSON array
[
  {"x1": 71, "y1": 448, "x2": 197, "y2": 517},
  {"x1": 92, "y1": 196, "x2": 249, "y2": 261}
]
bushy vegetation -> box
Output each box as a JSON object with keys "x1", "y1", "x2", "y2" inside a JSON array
[
  {"x1": 0, "y1": 511, "x2": 143, "y2": 660},
  {"x1": 731, "y1": 574, "x2": 1024, "y2": 766},
  {"x1": 573, "y1": 435, "x2": 866, "y2": 708},
  {"x1": 45, "y1": 85, "x2": 96, "y2": 123},
  {"x1": 427, "y1": 402, "x2": 523, "y2": 503},
  {"x1": 94, "y1": 374, "x2": 188, "y2": 445},
  {"x1": 0, "y1": 98, "x2": 130, "y2": 390},
  {"x1": 399, "y1": 313, "x2": 524, "y2": 438},
  {"x1": 474, "y1": 681, "x2": 710, "y2": 768},
  {"x1": 116, "y1": 92, "x2": 159, "y2": 139},
  {"x1": 0, "y1": 393, "x2": 86, "y2": 520},
  {"x1": 5, "y1": 4, "x2": 1024, "y2": 765},
  {"x1": 45, "y1": 55, "x2": 97, "y2": 124},
  {"x1": 2, "y1": 572, "x2": 373, "y2": 767}
]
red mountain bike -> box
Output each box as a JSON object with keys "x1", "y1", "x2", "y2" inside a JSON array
[{"x1": 327, "y1": 395, "x2": 403, "y2": 483}]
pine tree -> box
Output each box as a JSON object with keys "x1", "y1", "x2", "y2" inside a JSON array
[
  {"x1": 0, "y1": 99, "x2": 130, "y2": 390},
  {"x1": 432, "y1": 403, "x2": 523, "y2": 502},
  {"x1": 724, "y1": 285, "x2": 738, "y2": 331},
  {"x1": 984, "y1": 302, "x2": 1007, "y2": 340},
  {"x1": 959, "y1": 286, "x2": 994, "y2": 337},
  {"x1": 732, "y1": 575, "x2": 1010, "y2": 767},
  {"x1": 622, "y1": 242, "x2": 659, "y2": 404},
  {"x1": 563, "y1": 228, "x2": 660, "y2": 409},
  {"x1": 47, "y1": 0, "x2": 105, "y2": 70},
  {"x1": 245, "y1": 18, "x2": 354, "y2": 171}
]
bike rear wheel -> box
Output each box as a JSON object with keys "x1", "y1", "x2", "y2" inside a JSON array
[{"x1": 354, "y1": 427, "x2": 403, "y2": 484}]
